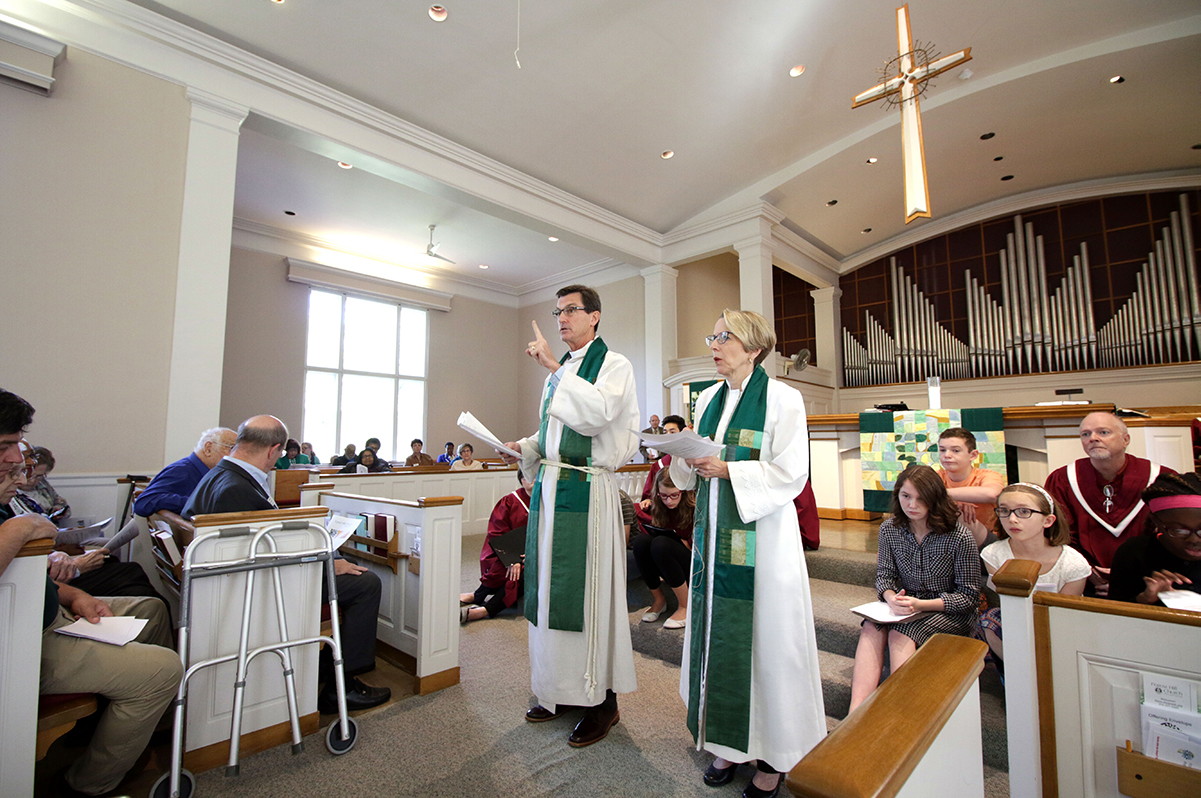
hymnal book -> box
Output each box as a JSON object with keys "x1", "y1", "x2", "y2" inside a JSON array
[
  {"x1": 642, "y1": 524, "x2": 680, "y2": 539},
  {"x1": 490, "y1": 525, "x2": 526, "y2": 570},
  {"x1": 371, "y1": 513, "x2": 395, "y2": 557},
  {"x1": 55, "y1": 616, "x2": 148, "y2": 646},
  {"x1": 152, "y1": 530, "x2": 181, "y2": 565},
  {"x1": 850, "y1": 600, "x2": 930, "y2": 625}
]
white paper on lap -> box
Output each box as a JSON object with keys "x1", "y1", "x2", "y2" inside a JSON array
[{"x1": 54, "y1": 616, "x2": 148, "y2": 646}]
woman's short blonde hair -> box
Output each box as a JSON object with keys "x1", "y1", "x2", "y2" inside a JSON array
[{"x1": 721, "y1": 309, "x2": 776, "y2": 366}]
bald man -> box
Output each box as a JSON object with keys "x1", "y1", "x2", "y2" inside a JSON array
[
  {"x1": 184, "y1": 416, "x2": 390, "y2": 712},
  {"x1": 1044, "y1": 411, "x2": 1177, "y2": 596}
]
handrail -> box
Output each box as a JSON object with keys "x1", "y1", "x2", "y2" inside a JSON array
[
  {"x1": 17, "y1": 538, "x2": 54, "y2": 558},
  {"x1": 1033, "y1": 591, "x2": 1201, "y2": 628},
  {"x1": 317, "y1": 491, "x2": 464, "y2": 508},
  {"x1": 786, "y1": 634, "x2": 988, "y2": 798}
]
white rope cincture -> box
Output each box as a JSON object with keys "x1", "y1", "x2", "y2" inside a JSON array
[{"x1": 540, "y1": 458, "x2": 610, "y2": 702}]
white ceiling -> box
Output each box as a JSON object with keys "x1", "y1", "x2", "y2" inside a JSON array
[{"x1": 129, "y1": 0, "x2": 1201, "y2": 290}]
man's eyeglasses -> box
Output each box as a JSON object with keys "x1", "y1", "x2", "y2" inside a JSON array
[
  {"x1": 1151, "y1": 515, "x2": 1201, "y2": 539},
  {"x1": 551, "y1": 305, "x2": 590, "y2": 318},
  {"x1": 995, "y1": 507, "x2": 1048, "y2": 519},
  {"x1": 705, "y1": 331, "x2": 735, "y2": 346}
]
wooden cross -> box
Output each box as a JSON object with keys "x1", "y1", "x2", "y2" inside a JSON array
[{"x1": 853, "y1": 4, "x2": 972, "y2": 224}]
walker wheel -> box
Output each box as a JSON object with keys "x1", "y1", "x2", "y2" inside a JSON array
[
  {"x1": 149, "y1": 769, "x2": 195, "y2": 798},
  {"x1": 325, "y1": 717, "x2": 358, "y2": 754}
]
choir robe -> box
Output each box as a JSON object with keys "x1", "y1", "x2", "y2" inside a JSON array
[
  {"x1": 1044, "y1": 455, "x2": 1174, "y2": 569},
  {"x1": 516, "y1": 339, "x2": 640, "y2": 709},
  {"x1": 479, "y1": 488, "x2": 530, "y2": 608},
  {"x1": 670, "y1": 375, "x2": 826, "y2": 771}
]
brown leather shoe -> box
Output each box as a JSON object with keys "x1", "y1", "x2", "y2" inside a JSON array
[
  {"x1": 567, "y1": 706, "x2": 620, "y2": 747},
  {"x1": 525, "y1": 704, "x2": 579, "y2": 722}
]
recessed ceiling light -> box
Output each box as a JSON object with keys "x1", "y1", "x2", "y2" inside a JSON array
[
  {"x1": 661, "y1": 150, "x2": 674, "y2": 159},
  {"x1": 958, "y1": 68, "x2": 973, "y2": 81},
  {"x1": 429, "y1": 5, "x2": 447, "y2": 22},
  {"x1": 789, "y1": 65, "x2": 805, "y2": 77},
  {"x1": 336, "y1": 161, "x2": 353, "y2": 169},
  {"x1": 866, "y1": 157, "x2": 878, "y2": 164},
  {"x1": 1001, "y1": 175, "x2": 1014, "y2": 181},
  {"x1": 284, "y1": 210, "x2": 296, "y2": 216},
  {"x1": 861, "y1": 228, "x2": 872, "y2": 234},
  {"x1": 993, "y1": 156, "x2": 1003, "y2": 161},
  {"x1": 478, "y1": 264, "x2": 489, "y2": 270},
  {"x1": 826, "y1": 200, "x2": 838, "y2": 206},
  {"x1": 271, "y1": 0, "x2": 284, "y2": 4},
  {"x1": 980, "y1": 132, "x2": 995, "y2": 140},
  {"x1": 1109, "y1": 75, "x2": 1125, "y2": 84},
  {"x1": 548, "y1": 236, "x2": 559, "y2": 242}
]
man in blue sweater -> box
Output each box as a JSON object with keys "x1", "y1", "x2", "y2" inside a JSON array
[{"x1": 134, "y1": 427, "x2": 236, "y2": 518}]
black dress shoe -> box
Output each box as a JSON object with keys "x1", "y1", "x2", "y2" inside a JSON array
[
  {"x1": 318, "y1": 677, "x2": 391, "y2": 713},
  {"x1": 525, "y1": 704, "x2": 580, "y2": 722},
  {"x1": 742, "y1": 773, "x2": 782, "y2": 798},
  {"x1": 703, "y1": 760, "x2": 738, "y2": 786},
  {"x1": 567, "y1": 706, "x2": 619, "y2": 747}
]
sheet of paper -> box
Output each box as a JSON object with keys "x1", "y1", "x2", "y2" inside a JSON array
[
  {"x1": 849, "y1": 600, "x2": 928, "y2": 624},
  {"x1": 55, "y1": 517, "x2": 115, "y2": 546},
  {"x1": 327, "y1": 514, "x2": 365, "y2": 551},
  {"x1": 639, "y1": 429, "x2": 723, "y2": 460},
  {"x1": 458, "y1": 411, "x2": 522, "y2": 459},
  {"x1": 54, "y1": 616, "x2": 148, "y2": 646},
  {"x1": 1158, "y1": 590, "x2": 1201, "y2": 613},
  {"x1": 1143, "y1": 671, "x2": 1199, "y2": 712}
]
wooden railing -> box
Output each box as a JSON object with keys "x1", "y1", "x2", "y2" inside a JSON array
[{"x1": 787, "y1": 634, "x2": 988, "y2": 798}]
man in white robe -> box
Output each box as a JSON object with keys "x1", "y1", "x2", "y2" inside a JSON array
[{"x1": 502, "y1": 284, "x2": 639, "y2": 747}]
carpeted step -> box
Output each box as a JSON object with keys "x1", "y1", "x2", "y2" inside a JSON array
[{"x1": 804, "y1": 547, "x2": 879, "y2": 588}]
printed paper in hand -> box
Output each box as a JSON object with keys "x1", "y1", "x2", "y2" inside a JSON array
[
  {"x1": 639, "y1": 430, "x2": 723, "y2": 460},
  {"x1": 850, "y1": 600, "x2": 930, "y2": 624},
  {"x1": 1158, "y1": 590, "x2": 1201, "y2": 613},
  {"x1": 54, "y1": 616, "x2": 148, "y2": 646},
  {"x1": 327, "y1": 514, "x2": 365, "y2": 551},
  {"x1": 458, "y1": 412, "x2": 522, "y2": 459}
]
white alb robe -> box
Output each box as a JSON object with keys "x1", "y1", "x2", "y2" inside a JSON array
[
  {"x1": 517, "y1": 338, "x2": 640, "y2": 708},
  {"x1": 671, "y1": 373, "x2": 826, "y2": 770}
]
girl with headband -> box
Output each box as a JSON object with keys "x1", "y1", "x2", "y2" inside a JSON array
[
  {"x1": 1109, "y1": 472, "x2": 1201, "y2": 605},
  {"x1": 977, "y1": 483, "x2": 1090, "y2": 677}
]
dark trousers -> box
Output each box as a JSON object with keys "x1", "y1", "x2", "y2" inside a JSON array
[
  {"x1": 319, "y1": 568, "x2": 382, "y2": 684},
  {"x1": 631, "y1": 533, "x2": 691, "y2": 590},
  {"x1": 71, "y1": 559, "x2": 167, "y2": 610},
  {"x1": 472, "y1": 580, "x2": 524, "y2": 618}
]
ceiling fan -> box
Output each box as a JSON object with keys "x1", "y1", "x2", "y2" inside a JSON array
[{"x1": 425, "y1": 224, "x2": 455, "y2": 264}]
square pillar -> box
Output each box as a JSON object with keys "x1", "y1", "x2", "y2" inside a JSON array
[
  {"x1": 163, "y1": 88, "x2": 248, "y2": 463},
  {"x1": 641, "y1": 264, "x2": 678, "y2": 417},
  {"x1": 735, "y1": 233, "x2": 776, "y2": 372},
  {"x1": 811, "y1": 286, "x2": 844, "y2": 384}
]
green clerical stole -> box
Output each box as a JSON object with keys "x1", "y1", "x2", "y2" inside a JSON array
[
  {"x1": 523, "y1": 338, "x2": 608, "y2": 632},
  {"x1": 686, "y1": 364, "x2": 768, "y2": 753}
]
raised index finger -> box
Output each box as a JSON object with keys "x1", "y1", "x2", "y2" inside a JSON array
[{"x1": 531, "y1": 319, "x2": 547, "y2": 343}]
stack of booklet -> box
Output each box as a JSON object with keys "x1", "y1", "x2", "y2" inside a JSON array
[{"x1": 1141, "y1": 671, "x2": 1201, "y2": 768}]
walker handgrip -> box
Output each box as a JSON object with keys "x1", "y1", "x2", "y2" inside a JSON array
[
  {"x1": 281, "y1": 520, "x2": 310, "y2": 530},
  {"x1": 219, "y1": 526, "x2": 252, "y2": 537}
]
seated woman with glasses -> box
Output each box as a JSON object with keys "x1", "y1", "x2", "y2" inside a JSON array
[
  {"x1": 1109, "y1": 471, "x2": 1201, "y2": 605},
  {"x1": 274, "y1": 438, "x2": 311, "y2": 469},
  {"x1": 632, "y1": 468, "x2": 695, "y2": 629},
  {"x1": 18, "y1": 445, "x2": 70, "y2": 522},
  {"x1": 338, "y1": 447, "x2": 388, "y2": 474},
  {"x1": 449, "y1": 443, "x2": 484, "y2": 471},
  {"x1": 976, "y1": 483, "x2": 1089, "y2": 675}
]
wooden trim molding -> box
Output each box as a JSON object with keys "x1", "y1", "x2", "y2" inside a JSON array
[
  {"x1": 785, "y1": 634, "x2": 987, "y2": 798},
  {"x1": 993, "y1": 559, "x2": 1042, "y2": 597},
  {"x1": 182, "y1": 712, "x2": 319, "y2": 773},
  {"x1": 299, "y1": 482, "x2": 337, "y2": 491},
  {"x1": 17, "y1": 538, "x2": 54, "y2": 557},
  {"x1": 318, "y1": 491, "x2": 464, "y2": 508},
  {"x1": 416, "y1": 667, "x2": 460, "y2": 695},
  {"x1": 191, "y1": 506, "x2": 329, "y2": 528},
  {"x1": 1034, "y1": 604, "x2": 1058, "y2": 798},
  {"x1": 1033, "y1": 592, "x2": 1201, "y2": 628},
  {"x1": 808, "y1": 403, "x2": 1117, "y2": 429},
  {"x1": 1115, "y1": 746, "x2": 1201, "y2": 797}
]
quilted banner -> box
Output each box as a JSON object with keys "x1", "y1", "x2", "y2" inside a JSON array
[{"x1": 860, "y1": 408, "x2": 1006, "y2": 513}]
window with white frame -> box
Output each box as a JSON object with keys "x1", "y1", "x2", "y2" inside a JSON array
[{"x1": 302, "y1": 289, "x2": 428, "y2": 463}]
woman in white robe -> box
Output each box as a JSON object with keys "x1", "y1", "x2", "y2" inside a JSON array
[{"x1": 671, "y1": 309, "x2": 826, "y2": 798}]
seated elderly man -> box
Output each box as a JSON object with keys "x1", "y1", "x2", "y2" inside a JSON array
[
  {"x1": 0, "y1": 389, "x2": 182, "y2": 796},
  {"x1": 19, "y1": 445, "x2": 70, "y2": 521},
  {"x1": 135, "y1": 427, "x2": 237, "y2": 518}
]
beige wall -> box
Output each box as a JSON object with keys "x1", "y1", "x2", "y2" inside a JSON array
[
  {"x1": 676, "y1": 253, "x2": 740, "y2": 358},
  {"x1": 220, "y1": 248, "x2": 523, "y2": 461},
  {"x1": 0, "y1": 50, "x2": 190, "y2": 472}
]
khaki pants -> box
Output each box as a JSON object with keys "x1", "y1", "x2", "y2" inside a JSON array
[{"x1": 41, "y1": 596, "x2": 183, "y2": 795}]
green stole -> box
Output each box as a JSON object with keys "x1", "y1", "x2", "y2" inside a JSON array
[
  {"x1": 686, "y1": 364, "x2": 768, "y2": 753},
  {"x1": 523, "y1": 337, "x2": 608, "y2": 632}
]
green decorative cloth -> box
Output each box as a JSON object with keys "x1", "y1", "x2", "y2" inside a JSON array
[
  {"x1": 686, "y1": 365, "x2": 769, "y2": 753},
  {"x1": 523, "y1": 338, "x2": 609, "y2": 632}
]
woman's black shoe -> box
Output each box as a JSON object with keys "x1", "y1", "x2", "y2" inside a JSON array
[
  {"x1": 703, "y1": 760, "x2": 738, "y2": 786},
  {"x1": 742, "y1": 772, "x2": 782, "y2": 798}
]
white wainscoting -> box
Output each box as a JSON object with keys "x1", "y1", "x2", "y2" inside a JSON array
[{"x1": 0, "y1": 544, "x2": 49, "y2": 797}]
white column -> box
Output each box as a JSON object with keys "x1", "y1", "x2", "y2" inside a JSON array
[
  {"x1": 735, "y1": 232, "x2": 776, "y2": 372},
  {"x1": 641, "y1": 264, "x2": 678, "y2": 418},
  {"x1": 811, "y1": 286, "x2": 844, "y2": 383},
  {"x1": 163, "y1": 89, "x2": 248, "y2": 464}
]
